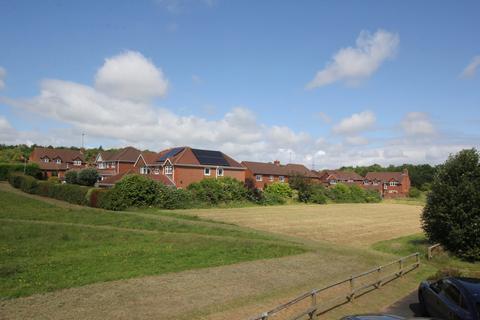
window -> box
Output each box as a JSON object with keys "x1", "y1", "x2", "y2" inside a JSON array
[
  {"x1": 363, "y1": 180, "x2": 369, "y2": 185},
  {"x1": 389, "y1": 181, "x2": 398, "y2": 186},
  {"x1": 55, "y1": 159, "x2": 62, "y2": 164},
  {"x1": 373, "y1": 181, "x2": 379, "y2": 186},
  {"x1": 204, "y1": 167, "x2": 211, "y2": 176},
  {"x1": 216, "y1": 168, "x2": 224, "y2": 177},
  {"x1": 384, "y1": 184, "x2": 388, "y2": 190},
  {"x1": 164, "y1": 165, "x2": 173, "y2": 175},
  {"x1": 279, "y1": 176, "x2": 285, "y2": 183},
  {"x1": 269, "y1": 175, "x2": 274, "y2": 181},
  {"x1": 98, "y1": 163, "x2": 106, "y2": 169},
  {"x1": 443, "y1": 284, "x2": 463, "y2": 309},
  {"x1": 140, "y1": 167, "x2": 149, "y2": 174},
  {"x1": 330, "y1": 179, "x2": 337, "y2": 185},
  {"x1": 347, "y1": 179, "x2": 353, "y2": 183},
  {"x1": 153, "y1": 168, "x2": 160, "y2": 175},
  {"x1": 73, "y1": 160, "x2": 81, "y2": 166},
  {"x1": 43, "y1": 157, "x2": 50, "y2": 163},
  {"x1": 256, "y1": 175, "x2": 262, "y2": 181}
]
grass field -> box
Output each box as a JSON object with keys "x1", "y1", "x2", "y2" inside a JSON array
[
  {"x1": 2, "y1": 183, "x2": 473, "y2": 320},
  {"x1": 0, "y1": 189, "x2": 305, "y2": 299},
  {"x1": 171, "y1": 203, "x2": 423, "y2": 247}
]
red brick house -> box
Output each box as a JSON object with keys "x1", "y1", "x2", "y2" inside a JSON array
[
  {"x1": 318, "y1": 170, "x2": 364, "y2": 186},
  {"x1": 241, "y1": 160, "x2": 320, "y2": 190},
  {"x1": 364, "y1": 169, "x2": 411, "y2": 198},
  {"x1": 99, "y1": 147, "x2": 245, "y2": 188},
  {"x1": 29, "y1": 147, "x2": 86, "y2": 179},
  {"x1": 95, "y1": 146, "x2": 141, "y2": 181}
]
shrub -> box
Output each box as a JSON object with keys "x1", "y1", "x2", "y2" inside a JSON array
[
  {"x1": 110, "y1": 174, "x2": 160, "y2": 208},
  {"x1": 187, "y1": 177, "x2": 248, "y2": 205},
  {"x1": 408, "y1": 187, "x2": 421, "y2": 198},
  {"x1": 0, "y1": 163, "x2": 41, "y2": 180},
  {"x1": 77, "y1": 168, "x2": 99, "y2": 186},
  {"x1": 326, "y1": 183, "x2": 381, "y2": 203},
  {"x1": 310, "y1": 185, "x2": 327, "y2": 204},
  {"x1": 328, "y1": 183, "x2": 352, "y2": 202},
  {"x1": 364, "y1": 189, "x2": 382, "y2": 203},
  {"x1": 65, "y1": 170, "x2": 78, "y2": 184},
  {"x1": 95, "y1": 188, "x2": 127, "y2": 211},
  {"x1": 288, "y1": 174, "x2": 313, "y2": 203},
  {"x1": 264, "y1": 182, "x2": 293, "y2": 203},
  {"x1": 157, "y1": 186, "x2": 194, "y2": 209},
  {"x1": 244, "y1": 177, "x2": 265, "y2": 204},
  {"x1": 47, "y1": 176, "x2": 60, "y2": 184},
  {"x1": 422, "y1": 149, "x2": 480, "y2": 261}
]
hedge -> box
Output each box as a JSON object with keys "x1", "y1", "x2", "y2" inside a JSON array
[
  {"x1": 8, "y1": 173, "x2": 91, "y2": 205},
  {"x1": 0, "y1": 163, "x2": 41, "y2": 180}
]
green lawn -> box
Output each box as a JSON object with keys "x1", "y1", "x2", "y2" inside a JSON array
[{"x1": 0, "y1": 190, "x2": 306, "y2": 299}]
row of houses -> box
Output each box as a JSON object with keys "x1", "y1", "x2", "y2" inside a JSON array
[{"x1": 28, "y1": 146, "x2": 411, "y2": 198}]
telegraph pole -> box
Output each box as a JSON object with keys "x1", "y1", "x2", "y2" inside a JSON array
[{"x1": 81, "y1": 133, "x2": 85, "y2": 149}]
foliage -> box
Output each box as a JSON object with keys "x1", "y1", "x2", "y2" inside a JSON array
[
  {"x1": 422, "y1": 149, "x2": 480, "y2": 261},
  {"x1": 47, "y1": 176, "x2": 60, "y2": 184},
  {"x1": 310, "y1": 185, "x2": 328, "y2": 204},
  {"x1": 109, "y1": 174, "x2": 160, "y2": 209},
  {"x1": 408, "y1": 187, "x2": 421, "y2": 198},
  {"x1": 244, "y1": 177, "x2": 265, "y2": 204},
  {"x1": 187, "y1": 177, "x2": 247, "y2": 205},
  {"x1": 77, "y1": 168, "x2": 99, "y2": 186},
  {"x1": 263, "y1": 182, "x2": 293, "y2": 204},
  {"x1": 65, "y1": 170, "x2": 78, "y2": 184},
  {"x1": 327, "y1": 183, "x2": 381, "y2": 203},
  {"x1": 157, "y1": 186, "x2": 194, "y2": 209},
  {"x1": 8, "y1": 173, "x2": 90, "y2": 205},
  {"x1": 288, "y1": 174, "x2": 313, "y2": 203},
  {"x1": 0, "y1": 163, "x2": 41, "y2": 180}
]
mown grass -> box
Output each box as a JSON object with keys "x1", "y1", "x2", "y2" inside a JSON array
[
  {"x1": 0, "y1": 190, "x2": 306, "y2": 299},
  {"x1": 373, "y1": 233, "x2": 480, "y2": 276}
]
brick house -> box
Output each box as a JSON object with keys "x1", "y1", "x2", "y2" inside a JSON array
[
  {"x1": 318, "y1": 170, "x2": 364, "y2": 187},
  {"x1": 29, "y1": 147, "x2": 86, "y2": 179},
  {"x1": 364, "y1": 169, "x2": 411, "y2": 198},
  {"x1": 241, "y1": 160, "x2": 320, "y2": 190},
  {"x1": 95, "y1": 146, "x2": 141, "y2": 181},
  {"x1": 99, "y1": 147, "x2": 245, "y2": 188}
]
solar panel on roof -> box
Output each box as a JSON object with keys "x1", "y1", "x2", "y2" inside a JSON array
[
  {"x1": 191, "y1": 149, "x2": 230, "y2": 166},
  {"x1": 158, "y1": 147, "x2": 184, "y2": 162}
]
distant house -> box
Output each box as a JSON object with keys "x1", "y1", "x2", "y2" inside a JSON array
[
  {"x1": 318, "y1": 170, "x2": 364, "y2": 186},
  {"x1": 95, "y1": 147, "x2": 141, "y2": 181},
  {"x1": 99, "y1": 146, "x2": 245, "y2": 188},
  {"x1": 364, "y1": 169, "x2": 411, "y2": 198},
  {"x1": 29, "y1": 147, "x2": 86, "y2": 179},
  {"x1": 241, "y1": 160, "x2": 319, "y2": 190}
]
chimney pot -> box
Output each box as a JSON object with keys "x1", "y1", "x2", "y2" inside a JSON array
[{"x1": 273, "y1": 160, "x2": 280, "y2": 166}]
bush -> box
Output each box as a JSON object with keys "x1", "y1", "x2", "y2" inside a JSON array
[
  {"x1": 0, "y1": 163, "x2": 41, "y2": 180},
  {"x1": 326, "y1": 183, "x2": 381, "y2": 203},
  {"x1": 408, "y1": 187, "x2": 421, "y2": 198},
  {"x1": 65, "y1": 170, "x2": 78, "y2": 184},
  {"x1": 8, "y1": 173, "x2": 90, "y2": 205},
  {"x1": 288, "y1": 174, "x2": 313, "y2": 203},
  {"x1": 310, "y1": 185, "x2": 327, "y2": 204},
  {"x1": 187, "y1": 177, "x2": 248, "y2": 205},
  {"x1": 422, "y1": 149, "x2": 480, "y2": 261},
  {"x1": 244, "y1": 177, "x2": 265, "y2": 204},
  {"x1": 264, "y1": 182, "x2": 293, "y2": 204},
  {"x1": 157, "y1": 186, "x2": 194, "y2": 209},
  {"x1": 109, "y1": 174, "x2": 160, "y2": 209},
  {"x1": 48, "y1": 176, "x2": 60, "y2": 184},
  {"x1": 95, "y1": 188, "x2": 127, "y2": 211},
  {"x1": 77, "y1": 168, "x2": 99, "y2": 186}
]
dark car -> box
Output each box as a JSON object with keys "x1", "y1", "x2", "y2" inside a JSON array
[{"x1": 418, "y1": 277, "x2": 480, "y2": 320}]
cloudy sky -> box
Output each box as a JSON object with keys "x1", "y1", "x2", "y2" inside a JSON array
[{"x1": 0, "y1": 1, "x2": 479, "y2": 168}]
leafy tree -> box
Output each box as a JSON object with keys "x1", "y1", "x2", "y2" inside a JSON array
[
  {"x1": 288, "y1": 174, "x2": 313, "y2": 203},
  {"x1": 65, "y1": 170, "x2": 78, "y2": 184},
  {"x1": 408, "y1": 187, "x2": 421, "y2": 198},
  {"x1": 422, "y1": 149, "x2": 480, "y2": 261},
  {"x1": 111, "y1": 174, "x2": 160, "y2": 208},
  {"x1": 264, "y1": 182, "x2": 293, "y2": 200},
  {"x1": 77, "y1": 168, "x2": 99, "y2": 186}
]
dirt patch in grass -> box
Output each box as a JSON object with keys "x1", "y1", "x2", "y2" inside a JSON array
[{"x1": 175, "y1": 203, "x2": 423, "y2": 247}]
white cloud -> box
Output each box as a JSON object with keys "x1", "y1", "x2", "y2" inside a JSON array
[
  {"x1": 345, "y1": 136, "x2": 369, "y2": 145},
  {"x1": 333, "y1": 110, "x2": 376, "y2": 135},
  {"x1": 460, "y1": 55, "x2": 480, "y2": 78},
  {"x1": 0, "y1": 66, "x2": 6, "y2": 90},
  {"x1": 94, "y1": 51, "x2": 168, "y2": 102},
  {"x1": 401, "y1": 112, "x2": 435, "y2": 136},
  {"x1": 316, "y1": 111, "x2": 332, "y2": 123},
  {"x1": 306, "y1": 29, "x2": 399, "y2": 89}
]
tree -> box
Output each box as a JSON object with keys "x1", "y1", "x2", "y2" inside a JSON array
[
  {"x1": 422, "y1": 149, "x2": 480, "y2": 261},
  {"x1": 288, "y1": 174, "x2": 313, "y2": 202},
  {"x1": 77, "y1": 168, "x2": 99, "y2": 186},
  {"x1": 65, "y1": 170, "x2": 78, "y2": 184}
]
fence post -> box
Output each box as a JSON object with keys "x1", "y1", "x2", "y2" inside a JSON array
[
  {"x1": 309, "y1": 290, "x2": 317, "y2": 320},
  {"x1": 399, "y1": 258, "x2": 404, "y2": 276},
  {"x1": 416, "y1": 253, "x2": 420, "y2": 266},
  {"x1": 376, "y1": 266, "x2": 382, "y2": 288},
  {"x1": 349, "y1": 276, "x2": 355, "y2": 301},
  {"x1": 261, "y1": 312, "x2": 269, "y2": 320}
]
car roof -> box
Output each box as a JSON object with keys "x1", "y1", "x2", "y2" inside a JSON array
[{"x1": 450, "y1": 277, "x2": 480, "y2": 301}]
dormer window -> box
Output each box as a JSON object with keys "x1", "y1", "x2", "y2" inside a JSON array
[
  {"x1": 73, "y1": 160, "x2": 82, "y2": 166},
  {"x1": 55, "y1": 159, "x2": 62, "y2": 164},
  {"x1": 164, "y1": 165, "x2": 173, "y2": 175},
  {"x1": 389, "y1": 181, "x2": 398, "y2": 187},
  {"x1": 42, "y1": 157, "x2": 50, "y2": 163}
]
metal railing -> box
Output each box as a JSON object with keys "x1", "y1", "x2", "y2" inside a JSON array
[{"x1": 250, "y1": 253, "x2": 420, "y2": 320}]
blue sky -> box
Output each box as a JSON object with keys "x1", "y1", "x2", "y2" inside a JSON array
[{"x1": 0, "y1": 0, "x2": 479, "y2": 168}]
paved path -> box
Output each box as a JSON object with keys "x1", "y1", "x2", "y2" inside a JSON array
[{"x1": 383, "y1": 290, "x2": 423, "y2": 318}]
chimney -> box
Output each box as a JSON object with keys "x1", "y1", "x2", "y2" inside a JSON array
[{"x1": 273, "y1": 160, "x2": 280, "y2": 166}]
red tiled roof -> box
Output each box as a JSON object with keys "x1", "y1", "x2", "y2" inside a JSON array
[
  {"x1": 365, "y1": 171, "x2": 406, "y2": 182},
  {"x1": 140, "y1": 151, "x2": 160, "y2": 165},
  {"x1": 324, "y1": 170, "x2": 364, "y2": 181},
  {"x1": 30, "y1": 147, "x2": 85, "y2": 164},
  {"x1": 98, "y1": 147, "x2": 141, "y2": 163},
  {"x1": 241, "y1": 161, "x2": 289, "y2": 175},
  {"x1": 285, "y1": 164, "x2": 320, "y2": 178}
]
